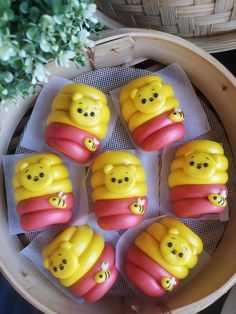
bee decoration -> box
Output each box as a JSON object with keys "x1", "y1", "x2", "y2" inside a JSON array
[
  {"x1": 169, "y1": 108, "x2": 185, "y2": 122},
  {"x1": 94, "y1": 262, "x2": 111, "y2": 284},
  {"x1": 161, "y1": 276, "x2": 177, "y2": 292},
  {"x1": 48, "y1": 192, "x2": 67, "y2": 209},
  {"x1": 129, "y1": 198, "x2": 146, "y2": 215},
  {"x1": 84, "y1": 137, "x2": 100, "y2": 152},
  {"x1": 208, "y1": 190, "x2": 227, "y2": 208}
]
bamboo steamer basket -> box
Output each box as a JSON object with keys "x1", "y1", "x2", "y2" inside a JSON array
[
  {"x1": 0, "y1": 29, "x2": 236, "y2": 314},
  {"x1": 95, "y1": 0, "x2": 236, "y2": 53}
]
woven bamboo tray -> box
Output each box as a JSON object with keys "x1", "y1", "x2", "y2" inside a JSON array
[
  {"x1": 95, "y1": 0, "x2": 236, "y2": 53},
  {"x1": 0, "y1": 29, "x2": 236, "y2": 314}
]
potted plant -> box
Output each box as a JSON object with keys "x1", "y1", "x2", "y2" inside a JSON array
[{"x1": 0, "y1": 0, "x2": 100, "y2": 111}]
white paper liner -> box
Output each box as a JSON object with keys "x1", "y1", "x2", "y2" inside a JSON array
[
  {"x1": 21, "y1": 213, "x2": 120, "y2": 304},
  {"x1": 2, "y1": 153, "x2": 89, "y2": 234},
  {"x1": 115, "y1": 216, "x2": 210, "y2": 301},
  {"x1": 20, "y1": 76, "x2": 118, "y2": 166},
  {"x1": 85, "y1": 149, "x2": 161, "y2": 220},
  {"x1": 110, "y1": 63, "x2": 210, "y2": 155}
]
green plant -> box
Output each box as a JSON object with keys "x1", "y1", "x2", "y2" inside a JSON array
[{"x1": 0, "y1": 0, "x2": 101, "y2": 111}]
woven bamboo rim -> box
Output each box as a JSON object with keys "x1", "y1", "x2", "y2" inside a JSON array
[
  {"x1": 95, "y1": 0, "x2": 236, "y2": 53},
  {"x1": 0, "y1": 29, "x2": 236, "y2": 313}
]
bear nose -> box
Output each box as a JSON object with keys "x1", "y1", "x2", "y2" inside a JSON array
[
  {"x1": 149, "y1": 97, "x2": 154, "y2": 102},
  {"x1": 84, "y1": 112, "x2": 88, "y2": 117},
  {"x1": 118, "y1": 179, "x2": 123, "y2": 184},
  {"x1": 34, "y1": 177, "x2": 39, "y2": 182},
  {"x1": 197, "y1": 163, "x2": 202, "y2": 169}
]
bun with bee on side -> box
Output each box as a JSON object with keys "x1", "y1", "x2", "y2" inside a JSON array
[
  {"x1": 91, "y1": 150, "x2": 148, "y2": 230},
  {"x1": 168, "y1": 140, "x2": 229, "y2": 218},
  {"x1": 42, "y1": 225, "x2": 118, "y2": 302},
  {"x1": 119, "y1": 75, "x2": 186, "y2": 151},
  {"x1": 45, "y1": 83, "x2": 110, "y2": 163},
  {"x1": 12, "y1": 153, "x2": 74, "y2": 231}
]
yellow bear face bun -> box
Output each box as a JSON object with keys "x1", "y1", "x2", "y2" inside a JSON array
[
  {"x1": 130, "y1": 80, "x2": 167, "y2": 114},
  {"x1": 169, "y1": 140, "x2": 229, "y2": 187},
  {"x1": 104, "y1": 164, "x2": 137, "y2": 194},
  {"x1": 19, "y1": 158, "x2": 53, "y2": 192},
  {"x1": 183, "y1": 152, "x2": 217, "y2": 180},
  {"x1": 47, "y1": 83, "x2": 110, "y2": 140},
  {"x1": 69, "y1": 93, "x2": 103, "y2": 128}
]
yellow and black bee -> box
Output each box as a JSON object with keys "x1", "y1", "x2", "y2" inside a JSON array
[
  {"x1": 48, "y1": 192, "x2": 67, "y2": 209},
  {"x1": 208, "y1": 191, "x2": 227, "y2": 208},
  {"x1": 161, "y1": 276, "x2": 177, "y2": 292},
  {"x1": 94, "y1": 262, "x2": 111, "y2": 283},
  {"x1": 84, "y1": 137, "x2": 99, "y2": 152},
  {"x1": 129, "y1": 198, "x2": 146, "y2": 215},
  {"x1": 169, "y1": 109, "x2": 185, "y2": 122}
]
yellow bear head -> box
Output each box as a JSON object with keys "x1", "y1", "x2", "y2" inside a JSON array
[
  {"x1": 44, "y1": 242, "x2": 79, "y2": 279},
  {"x1": 19, "y1": 158, "x2": 53, "y2": 192},
  {"x1": 69, "y1": 92, "x2": 103, "y2": 127},
  {"x1": 130, "y1": 80, "x2": 166, "y2": 114},
  {"x1": 183, "y1": 152, "x2": 216, "y2": 179},
  {"x1": 103, "y1": 164, "x2": 137, "y2": 194},
  {"x1": 160, "y1": 228, "x2": 196, "y2": 267}
]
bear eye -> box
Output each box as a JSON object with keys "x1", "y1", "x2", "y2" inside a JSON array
[
  {"x1": 141, "y1": 98, "x2": 147, "y2": 104},
  {"x1": 90, "y1": 112, "x2": 95, "y2": 117},
  {"x1": 167, "y1": 242, "x2": 173, "y2": 247},
  {"x1": 62, "y1": 259, "x2": 67, "y2": 264},
  {"x1": 39, "y1": 172, "x2": 44, "y2": 177},
  {"x1": 153, "y1": 93, "x2": 158, "y2": 98},
  {"x1": 60, "y1": 266, "x2": 64, "y2": 270},
  {"x1": 203, "y1": 163, "x2": 208, "y2": 167},
  {"x1": 77, "y1": 108, "x2": 83, "y2": 113},
  {"x1": 27, "y1": 175, "x2": 32, "y2": 180},
  {"x1": 124, "y1": 177, "x2": 129, "y2": 182},
  {"x1": 111, "y1": 178, "x2": 116, "y2": 183},
  {"x1": 179, "y1": 253, "x2": 184, "y2": 258},
  {"x1": 189, "y1": 161, "x2": 195, "y2": 166},
  {"x1": 53, "y1": 267, "x2": 58, "y2": 272}
]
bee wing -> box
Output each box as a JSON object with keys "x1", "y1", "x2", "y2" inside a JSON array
[
  {"x1": 101, "y1": 262, "x2": 109, "y2": 270},
  {"x1": 94, "y1": 138, "x2": 100, "y2": 145},
  {"x1": 138, "y1": 198, "x2": 145, "y2": 206},
  {"x1": 58, "y1": 191, "x2": 63, "y2": 197},
  {"x1": 220, "y1": 190, "x2": 227, "y2": 198},
  {"x1": 62, "y1": 194, "x2": 67, "y2": 200}
]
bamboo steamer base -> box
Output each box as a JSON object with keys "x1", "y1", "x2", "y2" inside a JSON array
[{"x1": 1, "y1": 29, "x2": 236, "y2": 314}]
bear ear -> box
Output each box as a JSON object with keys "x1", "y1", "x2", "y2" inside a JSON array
[
  {"x1": 95, "y1": 100, "x2": 103, "y2": 108},
  {"x1": 169, "y1": 228, "x2": 179, "y2": 236},
  {"x1": 150, "y1": 80, "x2": 162, "y2": 89},
  {"x1": 59, "y1": 241, "x2": 73, "y2": 250},
  {"x1": 20, "y1": 162, "x2": 29, "y2": 171},
  {"x1": 184, "y1": 150, "x2": 194, "y2": 158},
  {"x1": 128, "y1": 165, "x2": 136, "y2": 172},
  {"x1": 44, "y1": 257, "x2": 50, "y2": 269},
  {"x1": 39, "y1": 158, "x2": 51, "y2": 167},
  {"x1": 130, "y1": 88, "x2": 138, "y2": 100},
  {"x1": 104, "y1": 164, "x2": 114, "y2": 175},
  {"x1": 72, "y1": 92, "x2": 83, "y2": 101}
]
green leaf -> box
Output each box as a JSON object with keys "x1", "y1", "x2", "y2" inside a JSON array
[
  {"x1": 39, "y1": 15, "x2": 53, "y2": 29},
  {"x1": 26, "y1": 26, "x2": 38, "y2": 41},
  {"x1": 52, "y1": 0, "x2": 63, "y2": 15},
  {"x1": 19, "y1": 1, "x2": 29, "y2": 14},
  {"x1": 0, "y1": 44, "x2": 16, "y2": 61},
  {"x1": 29, "y1": 7, "x2": 40, "y2": 21},
  {"x1": 40, "y1": 36, "x2": 51, "y2": 52}
]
